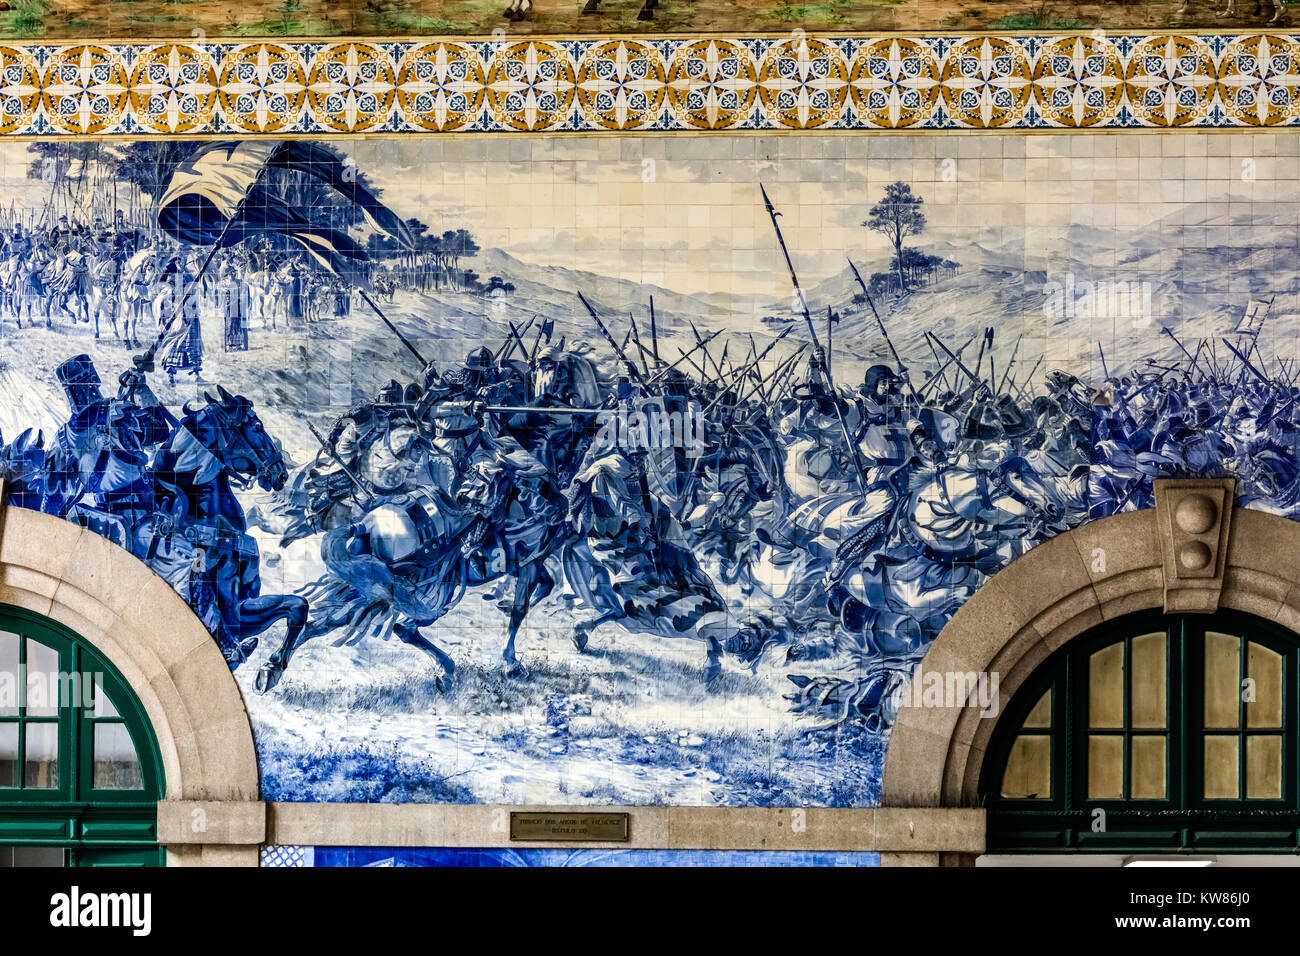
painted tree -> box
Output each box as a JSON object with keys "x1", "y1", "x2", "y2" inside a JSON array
[{"x1": 864, "y1": 182, "x2": 926, "y2": 293}]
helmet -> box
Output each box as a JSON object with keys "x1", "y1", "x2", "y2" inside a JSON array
[
  {"x1": 56, "y1": 354, "x2": 101, "y2": 389},
  {"x1": 465, "y1": 347, "x2": 494, "y2": 372},
  {"x1": 376, "y1": 379, "x2": 404, "y2": 404},
  {"x1": 863, "y1": 364, "x2": 900, "y2": 401}
]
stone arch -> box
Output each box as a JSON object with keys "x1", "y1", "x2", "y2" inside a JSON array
[
  {"x1": 0, "y1": 498, "x2": 262, "y2": 862},
  {"x1": 882, "y1": 482, "x2": 1300, "y2": 814}
]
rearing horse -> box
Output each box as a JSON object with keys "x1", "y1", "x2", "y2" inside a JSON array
[{"x1": 152, "y1": 386, "x2": 308, "y2": 682}]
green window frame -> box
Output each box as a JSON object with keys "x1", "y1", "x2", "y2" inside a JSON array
[
  {"x1": 0, "y1": 605, "x2": 165, "y2": 866},
  {"x1": 982, "y1": 608, "x2": 1300, "y2": 853}
]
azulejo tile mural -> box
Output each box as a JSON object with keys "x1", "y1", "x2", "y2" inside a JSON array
[
  {"x1": 261, "y1": 846, "x2": 881, "y2": 866},
  {"x1": 0, "y1": 133, "x2": 1297, "y2": 807},
  {"x1": 0, "y1": 34, "x2": 1298, "y2": 134}
]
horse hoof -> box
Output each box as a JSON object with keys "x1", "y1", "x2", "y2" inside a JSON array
[
  {"x1": 434, "y1": 672, "x2": 451, "y2": 694},
  {"x1": 254, "y1": 665, "x2": 281, "y2": 695},
  {"x1": 704, "y1": 660, "x2": 724, "y2": 687},
  {"x1": 502, "y1": 660, "x2": 528, "y2": 679}
]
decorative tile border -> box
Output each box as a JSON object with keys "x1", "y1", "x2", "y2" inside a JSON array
[{"x1": 2, "y1": 34, "x2": 1298, "y2": 135}]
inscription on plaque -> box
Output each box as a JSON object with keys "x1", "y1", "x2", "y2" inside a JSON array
[{"x1": 509, "y1": 812, "x2": 630, "y2": 842}]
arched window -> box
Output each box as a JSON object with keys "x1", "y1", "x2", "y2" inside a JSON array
[
  {"x1": 0, "y1": 606, "x2": 164, "y2": 866},
  {"x1": 982, "y1": 609, "x2": 1299, "y2": 854}
]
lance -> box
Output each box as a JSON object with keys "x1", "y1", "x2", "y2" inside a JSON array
[
  {"x1": 985, "y1": 328, "x2": 996, "y2": 389},
  {"x1": 306, "y1": 421, "x2": 374, "y2": 497},
  {"x1": 358, "y1": 288, "x2": 426, "y2": 367},
  {"x1": 529, "y1": 312, "x2": 550, "y2": 361},
  {"x1": 744, "y1": 343, "x2": 809, "y2": 406},
  {"x1": 924, "y1": 336, "x2": 951, "y2": 392},
  {"x1": 928, "y1": 331, "x2": 980, "y2": 386},
  {"x1": 846, "y1": 257, "x2": 920, "y2": 404},
  {"x1": 577, "y1": 290, "x2": 644, "y2": 384},
  {"x1": 648, "y1": 296, "x2": 660, "y2": 367},
  {"x1": 826, "y1": 306, "x2": 834, "y2": 379},
  {"x1": 482, "y1": 404, "x2": 605, "y2": 416},
  {"x1": 647, "y1": 329, "x2": 723, "y2": 384},
  {"x1": 918, "y1": 350, "x2": 965, "y2": 399},
  {"x1": 690, "y1": 320, "x2": 727, "y2": 383},
  {"x1": 675, "y1": 345, "x2": 711, "y2": 383},
  {"x1": 628, "y1": 311, "x2": 650, "y2": 377},
  {"x1": 745, "y1": 334, "x2": 764, "y2": 402},
  {"x1": 972, "y1": 327, "x2": 991, "y2": 383},
  {"x1": 998, "y1": 334, "x2": 1022, "y2": 393},
  {"x1": 1014, "y1": 354, "x2": 1044, "y2": 399},
  {"x1": 1161, "y1": 327, "x2": 1203, "y2": 377},
  {"x1": 759, "y1": 183, "x2": 866, "y2": 489},
  {"x1": 1222, "y1": 337, "x2": 1269, "y2": 385},
  {"x1": 1097, "y1": 340, "x2": 1110, "y2": 381},
  {"x1": 497, "y1": 315, "x2": 536, "y2": 363},
  {"x1": 730, "y1": 327, "x2": 794, "y2": 404}
]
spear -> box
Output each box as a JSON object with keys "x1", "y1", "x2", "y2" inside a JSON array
[
  {"x1": 497, "y1": 315, "x2": 536, "y2": 362},
  {"x1": 846, "y1": 257, "x2": 920, "y2": 403},
  {"x1": 628, "y1": 311, "x2": 650, "y2": 377},
  {"x1": 924, "y1": 336, "x2": 951, "y2": 392},
  {"x1": 648, "y1": 296, "x2": 660, "y2": 368},
  {"x1": 928, "y1": 331, "x2": 980, "y2": 386},
  {"x1": 729, "y1": 326, "x2": 793, "y2": 403},
  {"x1": 577, "y1": 290, "x2": 644, "y2": 384},
  {"x1": 760, "y1": 184, "x2": 865, "y2": 489},
  {"x1": 997, "y1": 334, "x2": 1022, "y2": 393},
  {"x1": 1222, "y1": 337, "x2": 1269, "y2": 385},
  {"x1": 1015, "y1": 354, "x2": 1044, "y2": 399},
  {"x1": 826, "y1": 306, "x2": 834, "y2": 380},
  {"x1": 1161, "y1": 327, "x2": 1203, "y2": 377},
  {"x1": 646, "y1": 329, "x2": 724, "y2": 384}
]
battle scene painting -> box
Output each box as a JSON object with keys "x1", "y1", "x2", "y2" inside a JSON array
[
  {"x1": 0, "y1": 133, "x2": 1296, "y2": 806},
  {"x1": 0, "y1": 0, "x2": 1290, "y2": 40}
]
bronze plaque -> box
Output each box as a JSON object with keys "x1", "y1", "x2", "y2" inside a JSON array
[{"x1": 509, "y1": 812, "x2": 630, "y2": 842}]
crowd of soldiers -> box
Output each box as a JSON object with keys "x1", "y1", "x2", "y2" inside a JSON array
[
  {"x1": 261, "y1": 312, "x2": 1096, "y2": 725},
  {"x1": 4, "y1": 290, "x2": 1295, "y2": 730},
  {"x1": 0, "y1": 212, "x2": 360, "y2": 381},
  {"x1": 3, "y1": 206, "x2": 1293, "y2": 731},
  {"x1": 273, "y1": 308, "x2": 1300, "y2": 729}
]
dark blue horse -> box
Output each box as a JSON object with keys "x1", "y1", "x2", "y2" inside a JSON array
[{"x1": 153, "y1": 385, "x2": 307, "y2": 690}]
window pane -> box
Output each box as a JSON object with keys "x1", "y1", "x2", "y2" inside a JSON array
[
  {"x1": 1246, "y1": 643, "x2": 1283, "y2": 729},
  {"x1": 1023, "y1": 689, "x2": 1051, "y2": 730},
  {"x1": 1130, "y1": 633, "x2": 1167, "y2": 729},
  {"x1": 1130, "y1": 736, "x2": 1167, "y2": 799},
  {"x1": 0, "y1": 632, "x2": 17, "y2": 717},
  {"x1": 1088, "y1": 735, "x2": 1124, "y2": 799},
  {"x1": 24, "y1": 638, "x2": 59, "y2": 718},
  {"x1": 1089, "y1": 642, "x2": 1125, "y2": 729},
  {"x1": 0, "y1": 723, "x2": 14, "y2": 787},
  {"x1": 23, "y1": 722, "x2": 57, "y2": 789},
  {"x1": 1203, "y1": 736, "x2": 1240, "y2": 799},
  {"x1": 92, "y1": 724, "x2": 142, "y2": 791},
  {"x1": 1001, "y1": 735, "x2": 1051, "y2": 799},
  {"x1": 1204, "y1": 632, "x2": 1241, "y2": 729},
  {"x1": 0, "y1": 846, "x2": 65, "y2": 867},
  {"x1": 90, "y1": 680, "x2": 120, "y2": 719},
  {"x1": 1246, "y1": 736, "x2": 1283, "y2": 800}
]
